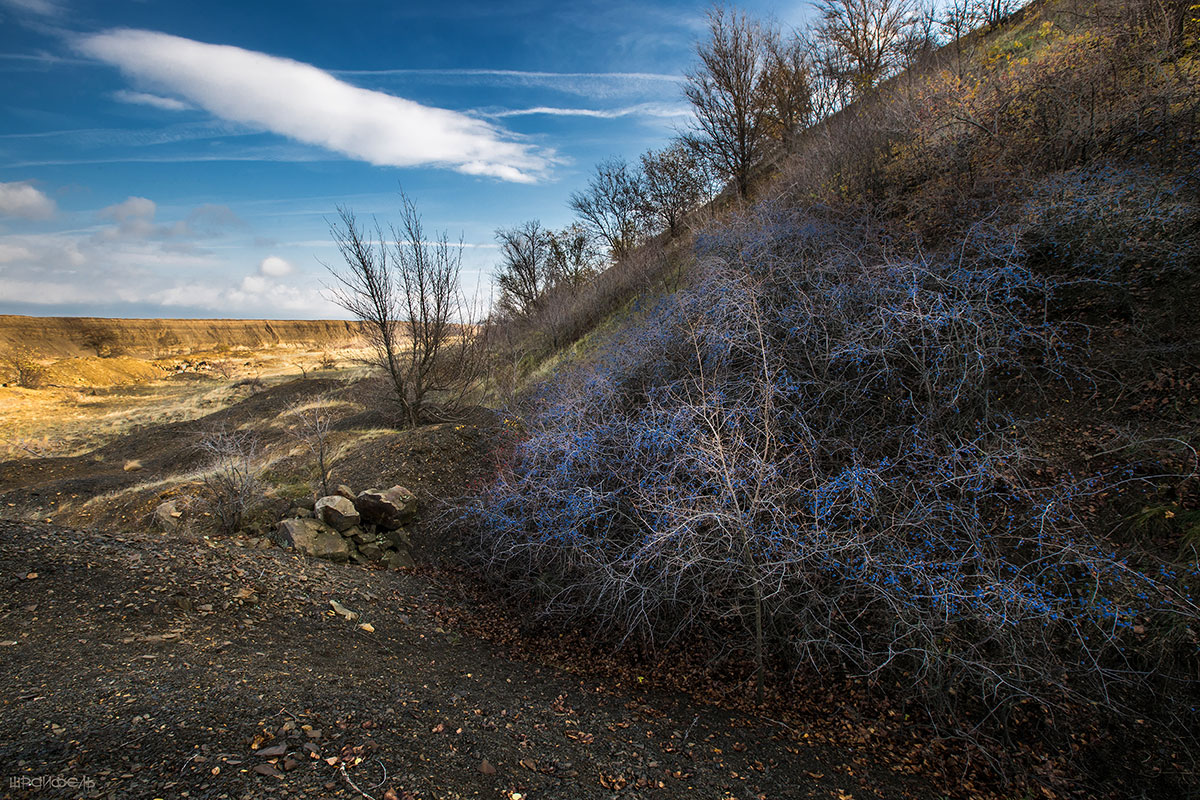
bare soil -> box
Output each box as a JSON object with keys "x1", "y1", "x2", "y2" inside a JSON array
[{"x1": 0, "y1": 519, "x2": 931, "y2": 800}]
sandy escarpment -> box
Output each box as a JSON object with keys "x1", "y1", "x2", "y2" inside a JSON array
[{"x1": 0, "y1": 315, "x2": 364, "y2": 358}]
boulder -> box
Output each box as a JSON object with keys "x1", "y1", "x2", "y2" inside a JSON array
[
  {"x1": 335, "y1": 484, "x2": 356, "y2": 501},
  {"x1": 359, "y1": 542, "x2": 384, "y2": 561},
  {"x1": 386, "y1": 549, "x2": 415, "y2": 569},
  {"x1": 153, "y1": 501, "x2": 184, "y2": 531},
  {"x1": 354, "y1": 486, "x2": 416, "y2": 530},
  {"x1": 314, "y1": 495, "x2": 360, "y2": 532},
  {"x1": 379, "y1": 527, "x2": 412, "y2": 550},
  {"x1": 275, "y1": 518, "x2": 352, "y2": 563}
]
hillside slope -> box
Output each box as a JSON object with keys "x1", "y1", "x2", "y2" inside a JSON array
[{"x1": 468, "y1": 0, "x2": 1200, "y2": 795}]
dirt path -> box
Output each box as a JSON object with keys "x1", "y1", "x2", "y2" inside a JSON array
[{"x1": 0, "y1": 520, "x2": 912, "y2": 800}]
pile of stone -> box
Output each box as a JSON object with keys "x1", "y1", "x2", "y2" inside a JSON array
[{"x1": 274, "y1": 485, "x2": 417, "y2": 569}]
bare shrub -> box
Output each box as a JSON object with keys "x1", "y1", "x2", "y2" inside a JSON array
[
  {"x1": 1023, "y1": 165, "x2": 1200, "y2": 281},
  {"x1": 78, "y1": 323, "x2": 123, "y2": 358},
  {"x1": 197, "y1": 426, "x2": 261, "y2": 535},
  {"x1": 464, "y1": 202, "x2": 1200, "y2": 760},
  {"x1": 285, "y1": 396, "x2": 337, "y2": 498},
  {"x1": 1, "y1": 348, "x2": 48, "y2": 388}
]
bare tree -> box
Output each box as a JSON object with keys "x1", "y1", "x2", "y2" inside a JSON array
[
  {"x1": 973, "y1": 0, "x2": 1017, "y2": 28},
  {"x1": 326, "y1": 191, "x2": 480, "y2": 426},
  {"x1": 569, "y1": 158, "x2": 648, "y2": 261},
  {"x1": 640, "y1": 141, "x2": 711, "y2": 235},
  {"x1": 938, "y1": 0, "x2": 982, "y2": 75},
  {"x1": 813, "y1": 0, "x2": 919, "y2": 97},
  {"x1": 546, "y1": 223, "x2": 602, "y2": 289},
  {"x1": 760, "y1": 31, "x2": 815, "y2": 153},
  {"x1": 682, "y1": 7, "x2": 770, "y2": 198},
  {"x1": 286, "y1": 396, "x2": 337, "y2": 498},
  {"x1": 494, "y1": 220, "x2": 553, "y2": 318}
]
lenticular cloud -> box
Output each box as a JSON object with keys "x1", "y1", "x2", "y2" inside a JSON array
[{"x1": 79, "y1": 29, "x2": 549, "y2": 183}]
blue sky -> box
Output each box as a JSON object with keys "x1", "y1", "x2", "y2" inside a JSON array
[{"x1": 0, "y1": 0, "x2": 815, "y2": 319}]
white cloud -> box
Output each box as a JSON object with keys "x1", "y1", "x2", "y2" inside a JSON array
[
  {"x1": 0, "y1": 181, "x2": 56, "y2": 220},
  {"x1": 155, "y1": 275, "x2": 336, "y2": 317},
  {"x1": 101, "y1": 195, "x2": 156, "y2": 222},
  {"x1": 79, "y1": 29, "x2": 552, "y2": 182},
  {"x1": 259, "y1": 255, "x2": 292, "y2": 277},
  {"x1": 0, "y1": 243, "x2": 33, "y2": 263},
  {"x1": 113, "y1": 90, "x2": 192, "y2": 111},
  {"x1": 91, "y1": 197, "x2": 242, "y2": 243}
]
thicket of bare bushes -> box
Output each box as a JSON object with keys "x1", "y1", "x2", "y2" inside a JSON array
[{"x1": 465, "y1": 201, "x2": 1200, "y2": 775}]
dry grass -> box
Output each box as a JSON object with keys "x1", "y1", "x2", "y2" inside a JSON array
[{"x1": 0, "y1": 343, "x2": 370, "y2": 460}]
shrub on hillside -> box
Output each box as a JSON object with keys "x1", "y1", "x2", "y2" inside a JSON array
[
  {"x1": 464, "y1": 201, "x2": 1199, "y2": 751},
  {"x1": 197, "y1": 427, "x2": 262, "y2": 535},
  {"x1": 1023, "y1": 164, "x2": 1200, "y2": 281},
  {"x1": 1, "y1": 348, "x2": 48, "y2": 388}
]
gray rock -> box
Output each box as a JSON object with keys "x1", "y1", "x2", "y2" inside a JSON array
[
  {"x1": 354, "y1": 486, "x2": 416, "y2": 530},
  {"x1": 275, "y1": 518, "x2": 351, "y2": 562},
  {"x1": 153, "y1": 501, "x2": 184, "y2": 531},
  {"x1": 314, "y1": 495, "x2": 360, "y2": 532},
  {"x1": 385, "y1": 549, "x2": 415, "y2": 569},
  {"x1": 379, "y1": 527, "x2": 411, "y2": 550},
  {"x1": 352, "y1": 530, "x2": 377, "y2": 545},
  {"x1": 287, "y1": 506, "x2": 314, "y2": 519},
  {"x1": 359, "y1": 542, "x2": 384, "y2": 561},
  {"x1": 340, "y1": 524, "x2": 364, "y2": 540},
  {"x1": 336, "y1": 484, "x2": 356, "y2": 501}
]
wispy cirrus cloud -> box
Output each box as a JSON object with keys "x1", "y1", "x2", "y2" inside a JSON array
[
  {"x1": 337, "y1": 68, "x2": 680, "y2": 81},
  {"x1": 339, "y1": 67, "x2": 683, "y2": 99},
  {"x1": 0, "y1": 0, "x2": 64, "y2": 17},
  {"x1": 484, "y1": 102, "x2": 691, "y2": 120},
  {"x1": 77, "y1": 29, "x2": 553, "y2": 183},
  {"x1": 113, "y1": 90, "x2": 193, "y2": 112}
]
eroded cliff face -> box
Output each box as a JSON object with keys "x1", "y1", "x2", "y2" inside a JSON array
[{"x1": 0, "y1": 315, "x2": 364, "y2": 358}]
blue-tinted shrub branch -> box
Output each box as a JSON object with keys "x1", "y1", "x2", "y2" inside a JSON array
[{"x1": 463, "y1": 201, "x2": 1199, "y2": 751}]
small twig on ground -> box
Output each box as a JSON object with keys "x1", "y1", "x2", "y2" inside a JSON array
[
  {"x1": 340, "y1": 763, "x2": 378, "y2": 800},
  {"x1": 370, "y1": 759, "x2": 388, "y2": 789},
  {"x1": 682, "y1": 714, "x2": 700, "y2": 744},
  {"x1": 180, "y1": 751, "x2": 200, "y2": 774},
  {"x1": 761, "y1": 715, "x2": 797, "y2": 733}
]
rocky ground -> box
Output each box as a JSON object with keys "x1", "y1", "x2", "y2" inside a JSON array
[
  {"x1": 0, "y1": 519, "x2": 944, "y2": 800},
  {"x1": 1, "y1": 372, "x2": 1162, "y2": 799}
]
